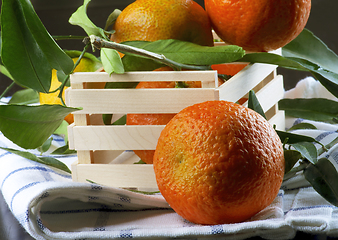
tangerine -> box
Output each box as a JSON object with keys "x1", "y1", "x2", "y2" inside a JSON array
[
  {"x1": 126, "y1": 66, "x2": 201, "y2": 164},
  {"x1": 153, "y1": 100, "x2": 284, "y2": 224},
  {"x1": 211, "y1": 63, "x2": 248, "y2": 76},
  {"x1": 111, "y1": 0, "x2": 214, "y2": 47},
  {"x1": 205, "y1": 0, "x2": 311, "y2": 52}
]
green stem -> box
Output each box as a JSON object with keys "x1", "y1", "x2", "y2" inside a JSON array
[
  {"x1": 57, "y1": 42, "x2": 91, "y2": 105},
  {"x1": 317, "y1": 135, "x2": 338, "y2": 156},
  {"x1": 53, "y1": 35, "x2": 86, "y2": 41},
  {"x1": 89, "y1": 35, "x2": 211, "y2": 71},
  {"x1": 0, "y1": 81, "x2": 16, "y2": 100},
  {"x1": 283, "y1": 159, "x2": 310, "y2": 181}
]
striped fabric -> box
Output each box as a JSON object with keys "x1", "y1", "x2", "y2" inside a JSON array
[{"x1": 1, "y1": 77, "x2": 338, "y2": 239}]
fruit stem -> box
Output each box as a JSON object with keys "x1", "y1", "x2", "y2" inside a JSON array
[
  {"x1": 89, "y1": 35, "x2": 211, "y2": 71},
  {"x1": 283, "y1": 159, "x2": 309, "y2": 181},
  {"x1": 53, "y1": 35, "x2": 86, "y2": 41},
  {"x1": 0, "y1": 81, "x2": 16, "y2": 100},
  {"x1": 57, "y1": 42, "x2": 91, "y2": 106}
]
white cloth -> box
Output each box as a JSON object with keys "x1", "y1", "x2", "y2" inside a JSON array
[{"x1": 1, "y1": 77, "x2": 338, "y2": 239}]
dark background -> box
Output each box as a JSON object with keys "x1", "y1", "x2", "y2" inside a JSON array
[{"x1": 1, "y1": 0, "x2": 338, "y2": 96}]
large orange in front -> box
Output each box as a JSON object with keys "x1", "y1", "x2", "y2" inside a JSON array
[
  {"x1": 153, "y1": 101, "x2": 285, "y2": 224},
  {"x1": 205, "y1": 0, "x2": 311, "y2": 52}
]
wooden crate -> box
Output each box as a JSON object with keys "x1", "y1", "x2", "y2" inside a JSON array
[{"x1": 66, "y1": 51, "x2": 285, "y2": 191}]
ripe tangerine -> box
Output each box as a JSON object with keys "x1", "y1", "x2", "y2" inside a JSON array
[
  {"x1": 153, "y1": 100, "x2": 285, "y2": 224},
  {"x1": 205, "y1": 0, "x2": 311, "y2": 52}
]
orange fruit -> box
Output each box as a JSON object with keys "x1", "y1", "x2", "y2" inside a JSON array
[
  {"x1": 111, "y1": 0, "x2": 214, "y2": 47},
  {"x1": 153, "y1": 100, "x2": 284, "y2": 224},
  {"x1": 211, "y1": 63, "x2": 249, "y2": 76},
  {"x1": 126, "y1": 66, "x2": 201, "y2": 164},
  {"x1": 204, "y1": 0, "x2": 311, "y2": 52}
]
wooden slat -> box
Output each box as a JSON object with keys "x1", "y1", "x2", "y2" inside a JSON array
[
  {"x1": 218, "y1": 63, "x2": 278, "y2": 102},
  {"x1": 67, "y1": 123, "x2": 75, "y2": 149},
  {"x1": 70, "y1": 70, "x2": 218, "y2": 84},
  {"x1": 268, "y1": 110, "x2": 285, "y2": 131},
  {"x1": 73, "y1": 163, "x2": 158, "y2": 190},
  {"x1": 70, "y1": 125, "x2": 164, "y2": 151},
  {"x1": 242, "y1": 75, "x2": 284, "y2": 113},
  {"x1": 68, "y1": 88, "x2": 218, "y2": 114}
]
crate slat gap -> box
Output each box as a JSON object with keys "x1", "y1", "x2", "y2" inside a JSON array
[{"x1": 67, "y1": 58, "x2": 285, "y2": 191}]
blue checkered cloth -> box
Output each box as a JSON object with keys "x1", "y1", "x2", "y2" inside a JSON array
[{"x1": 1, "y1": 77, "x2": 338, "y2": 239}]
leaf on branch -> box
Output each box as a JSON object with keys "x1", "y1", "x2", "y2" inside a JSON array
[
  {"x1": 304, "y1": 158, "x2": 338, "y2": 207},
  {"x1": 284, "y1": 149, "x2": 302, "y2": 174},
  {"x1": 237, "y1": 29, "x2": 338, "y2": 99},
  {"x1": 247, "y1": 90, "x2": 266, "y2": 119},
  {"x1": 101, "y1": 48, "x2": 124, "y2": 75},
  {"x1": 104, "y1": 9, "x2": 121, "y2": 31},
  {"x1": 0, "y1": 146, "x2": 71, "y2": 174},
  {"x1": 69, "y1": 0, "x2": 106, "y2": 38},
  {"x1": 51, "y1": 144, "x2": 77, "y2": 155},
  {"x1": 276, "y1": 130, "x2": 321, "y2": 145},
  {"x1": 0, "y1": 104, "x2": 80, "y2": 149},
  {"x1": 53, "y1": 120, "x2": 70, "y2": 144},
  {"x1": 37, "y1": 137, "x2": 53, "y2": 155},
  {"x1": 279, "y1": 98, "x2": 338, "y2": 123},
  {"x1": 283, "y1": 28, "x2": 338, "y2": 74},
  {"x1": 8, "y1": 89, "x2": 39, "y2": 105},
  {"x1": 290, "y1": 142, "x2": 318, "y2": 164},
  {"x1": 121, "y1": 39, "x2": 245, "y2": 71},
  {"x1": 1, "y1": 0, "x2": 74, "y2": 93},
  {"x1": 287, "y1": 122, "x2": 317, "y2": 131}
]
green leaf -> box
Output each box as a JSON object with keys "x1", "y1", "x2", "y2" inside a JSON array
[
  {"x1": 284, "y1": 149, "x2": 302, "y2": 174},
  {"x1": 127, "y1": 189, "x2": 160, "y2": 195},
  {"x1": 279, "y1": 98, "x2": 338, "y2": 123},
  {"x1": 37, "y1": 137, "x2": 53, "y2": 154},
  {"x1": 53, "y1": 120, "x2": 69, "y2": 144},
  {"x1": 287, "y1": 122, "x2": 317, "y2": 131},
  {"x1": 8, "y1": 88, "x2": 39, "y2": 105},
  {"x1": 237, "y1": 29, "x2": 338, "y2": 99},
  {"x1": 122, "y1": 39, "x2": 245, "y2": 71},
  {"x1": 304, "y1": 158, "x2": 338, "y2": 206},
  {"x1": 102, "y1": 114, "x2": 113, "y2": 125},
  {"x1": 310, "y1": 70, "x2": 338, "y2": 99},
  {"x1": 247, "y1": 90, "x2": 266, "y2": 119},
  {"x1": 237, "y1": 52, "x2": 308, "y2": 71},
  {"x1": 65, "y1": 50, "x2": 102, "y2": 68},
  {"x1": 276, "y1": 130, "x2": 320, "y2": 145},
  {"x1": 1, "y1": 0, "x2": 74, "y2": 92},
  {"x1": 0, "y1": 146, "x2": 71, "y2": 174},
  {"x1": 100, "y1": 48, "x2": 124, "y2": 74},
  {"x1": 69, "y1": 0, "x2": 105, "y2": 38},
  {"x1": 290, "y1": 142, "x2": 318, "y2": 164},
  {"x1": 104, "y1": 9, "x2": 121, "y2": 31},
  {"x1": 283, "y1": 28, "x2": 338, "y2": 74},
  {"x1": 0, "y1": 104, "x2": 79, "y2": 149},
  {"x1": 112, "y1": 115, "x2": 127, "y2": 125},
  {"x1": 0, "y1": 64, "x2": 13, "y2": 80},
  {"x1": 51, "y1": 144, "x2": 77, "y2": 155}
]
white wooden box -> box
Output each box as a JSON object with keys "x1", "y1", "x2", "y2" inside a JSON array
[{"x1": 66, "y1": 52, "x2": 285, "y2": 191}]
